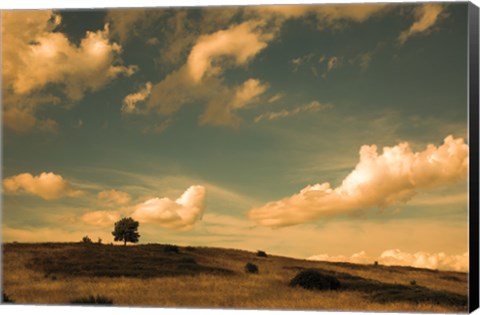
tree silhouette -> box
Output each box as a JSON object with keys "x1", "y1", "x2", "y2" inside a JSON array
[{"x1": 112, "y1": 217, "x2": 140, "y2": 246}]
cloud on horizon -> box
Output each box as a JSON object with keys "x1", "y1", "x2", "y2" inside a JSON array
[
  {"x1": 248, "y1": 135, "x2": 468, "y2": 227},
  {"x1": 308, "y1": 249, "x2": 468, "y2": 272}
]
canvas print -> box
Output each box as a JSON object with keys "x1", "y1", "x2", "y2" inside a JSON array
[{"x1": 1, "y1": 1, "x2": 478, "y2": 312}]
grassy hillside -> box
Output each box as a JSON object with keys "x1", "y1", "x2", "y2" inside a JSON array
[{"x1": 2, "y1": 242, "x2": 468, "y2": 312}]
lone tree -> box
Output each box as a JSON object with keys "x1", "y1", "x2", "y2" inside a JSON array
[{"x1": 112, "y1": 217, "x2": 140, "y2": 246}]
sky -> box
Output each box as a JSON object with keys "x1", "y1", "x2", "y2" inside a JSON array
[{"x1": 1, "y1": 2, "x2": 471, "y2": 271}]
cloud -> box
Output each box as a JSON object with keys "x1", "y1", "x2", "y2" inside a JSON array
[
  {"x1": 3, "y1": 172, "x2": 83, "y2": 200},
  {"x1": 132, "y1": 185, "x2": 206, "y2": 230},
  {"x1": 248, "y1": 135, "x2": 468, "y2": 227},
  {"x1": 230, "y1": 79, "x2": 268, "y2": 110},
  {"x1": 327, "y1": 56, "x2": 340, "y2": 71},
  {"x1": 2, "y1": 10, "x2": 137, "y2": 133},
  {"x1": 81, "y1": 210, "x2": 121, "y2": 227},
  {"x1": 187, "y1": 21, "x2": 269, "y2": 83},
  {"x1": 254, "y1": 100, "x2": 331, "y2": 123},
  {"x1": 97, "y1": 189, "x2": 132, "y2": 207},
  {"x1": 106, "y1": 9, "x2": 165, "y2": 43},
  {"x1": 122, "y1": 82, "x2": 152, "y2": 113},
  {"x1": 308, "y1": 249, "x2": 468, "y2": 272},
  {"x1": 398, "y1": 4, "x2": 445, "y2": 44},
  {"x1": 268, "y1": 93, "x2": 285, "y2": 104}
]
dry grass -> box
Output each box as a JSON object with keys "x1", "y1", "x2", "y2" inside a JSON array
[{"x1": 2, "y1": 243, "x2": 468, "y2": 312}]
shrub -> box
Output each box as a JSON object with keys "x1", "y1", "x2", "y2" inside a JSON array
[
  {"x1": 82, "y1": 235, "x2": 92, "y2": 244},
  {"x1": 373, "y1": 261, "x2": 379, "y2": 266},
  {"x1": 290, "y1": 269, "x2": 341, "y2": 291},
  {"x1": 164, "y1": 244, "x2": 179, "y2": 253},
  {"x1": 256, "y1": 250, "x2": 268, "y2": 257},
  {"x1": 185, "y1": 246, "x2": 196, "y2": 251},
  {"x1": 410, "y1": 280, "x2": 417, "y2": 286},
  {"x1": 2, "y1": 292, "x2": 14, "y2": 303},
  {"x1": 70, "y1": 295, "x2": 113, "y2": 305},
  {"x1": 245, "y1": 262, "x2": 259, "y2": 274},
  {"x1": 97, "y1": 238, "x2": 102, "y2": 244}
]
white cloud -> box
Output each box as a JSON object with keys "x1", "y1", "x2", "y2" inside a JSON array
[
  {"x1": 248, "y1": 135, "x2": 468, "y2": 227},
  {"x1": 97, "y1": 189, "x2": 132, "y2": 206},
  {"x1": 187, "y1": 21, "x2": 269, "y2": 83},
  {"x1": 3, "y1": 172, "x2": 83, "y2": 200},
  {"x1": 81, "y1": 210, "x2": 121, "y2": 227},
  {"x1": 230, "y1": 79, "x2": 268, "y2": 110},
  {"x1": 132, "y1": 185, "x2": 206, "y2": 230},
  {"x1": 308, "y1": 249, "x2": 468, "y2": 272},
  {"x1": 2, "y1": 10, "x2": 137, "y2": 133},
  {"x1": 398, "y1": 4, "x2": 445, "y2": 44},
  {"x1": 122, "y1": 82, "x2": 152, "y2": 113},
  {"x1": 254, "y1": 100, "x2": 331, "y2": 123}
]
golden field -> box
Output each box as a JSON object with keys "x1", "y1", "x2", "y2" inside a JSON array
[{"x1": 1, "y1": 242, "x2": 468, "y2": 312}]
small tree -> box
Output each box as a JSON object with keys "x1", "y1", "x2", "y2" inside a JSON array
[{"x1": 112, "y1": 217, "x2": 140, "y2": 246}]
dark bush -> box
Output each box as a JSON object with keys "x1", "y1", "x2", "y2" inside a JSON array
[
  {"x1": 245, "y1": 262, "x2": 259, "y2": 274},
  {"x1": 256, "y1": 250, "x2": 267, "y2": 257},
  {"x1": 82, "y1": 236, "x2": 92, "y2": 244},
  {"x1": 185, "y1": 246, "x2": 196, "y2": 251},
  {"x1": 164, "y1": 244, "x2": 179, "y2": 253},
  {"x1": 2, "y1": 292, "x2": 14, "y2": 303},
  {"x1": 373, "y1": 261, "x2": 379, "y2": 266},
  {"x1": 290, "y1": 269, "x2": 341, "y2": 291},
  {"x1": 70, "y1": 295, "x2": 113, "y2": 305},
  {"x1": 410, "y1": 280, "x2": 417, "y2": 286}
]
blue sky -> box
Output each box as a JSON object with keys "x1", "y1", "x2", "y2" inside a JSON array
[{"x1": 1, "y1": 2, "x2": 471, "y2": 270}]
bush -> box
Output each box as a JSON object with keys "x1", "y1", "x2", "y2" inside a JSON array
[
  {"x1": 373, "y1": 261, "x2": 379, "y2": 266},
  {"x1": 410, "y1": 280, "x2": 417, "y2": 286},
  {"x1": 245, "y1": 262, "x2": 259, "y2": 274},
  {"x1": 185, "y1": 246, "x2": 196, "y2": 251},
  {"x1": 164, "y1": 244, "x2": 179, "y2": 253},
  {"x1": 70, "y1": 295, "x2": 113, "y2": 305},
  {"x1": 256, "y1": 250, "x2": 268, "y2": 257},
  {"x1": 97, "y1": 238, "x2": 102, "y2": 244},
  {"x1": 82, "y1": 235, "x2": 92, "y2": 244},
  {"x1": 2, "y1": 292, "x2": 14, "y2": 303},
  {"x1": 289, "y1": 269, "x2": 341, "y2": 291}
]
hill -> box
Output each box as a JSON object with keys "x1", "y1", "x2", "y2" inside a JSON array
[{"x1": 1, "y1": 242, "x2": 468, "y2": 312}]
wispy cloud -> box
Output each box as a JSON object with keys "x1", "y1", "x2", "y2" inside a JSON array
[
  {"x1": 249, "y1": 135, "x2": 468, "y2": 227},
  {"x1": 122, "y1": 82, "x2": 152, "y2": 114},
  {"x1": 254, "y1": 100, "x2": 331, "y2": 123},
  {"x1": 398, "y1": 4, "x2": 445, "y2": 44}
]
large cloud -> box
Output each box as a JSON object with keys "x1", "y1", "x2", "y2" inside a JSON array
[
  {"x1": 3, "y1": 172, "x2": 83, "y2": 200},
  {"x1": 249, "y1": 135, "x2": 468, "y2": 227},
  {"x1": 398, "y1": 4, "x2": 445, "y2": 44},
  {"x1": 81, "y1": 210, "x2": 121, "y2": 228},
  {"x1": 2, "y1": 10, "x2": 137, "y2": 133},
  {"x1": 132, "y1": 185, "x2": 206, "y2": 230},
  {"x1": 142, "y1": 21, "x2": 273, "y2": 127},
  {"x1": 308, "y1": 249, "x2": 468, "y2": 272}
]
